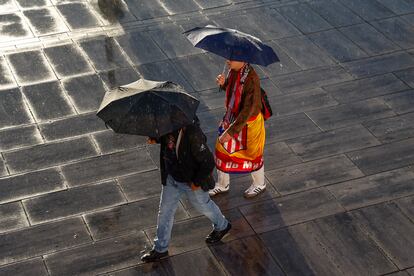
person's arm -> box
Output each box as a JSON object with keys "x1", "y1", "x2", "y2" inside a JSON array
[
  {"x1": 226, "y1": 74, "x2": 261, "y2": 137},
  {"x1": 188, "y1": 127, "x2": 215, "y2": 186}
]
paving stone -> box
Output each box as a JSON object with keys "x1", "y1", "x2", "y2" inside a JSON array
[
  {"x1": 136, "y1": 60, "x2": 194, "y2": 93},
  {"x1": 117, "y1": 169, "x2": 161, "y2": 202},
  {"x1": 123, "y1": 0, "x2": 169, "y2": 20},
  {"x1": 0, "y1": 258, "x2": 48, "y2": 276},
  {"x1": 0, "y1": 202, "x2": 29, "y2": 233},
  {"x1": 195, "y1": 0, "x2": 231, "y2": 9},
  {"x1": 0, "y1": 13, "x2": 33, "y2": 41},
  {"x1": 44, "y1": 44, "x2": 93, "y2": 78},
  {"x1": 343, "y1": 51, "x2": 414, "y2": 78},
  {"x1": 15, "y1": 0, "x2": 50, "y2": 8},
  {"x1": 276, "y1": 36, "x2": 334, "y2": 69},
  {"x1": 272, "y1": 65, "x2": 352, "y2": 93},
  {"x1": 79, "y1": 36, "x2": 130, "y2": 71},
  {"x1": 387, "y1": 271, "x2": 411, "y2": 276},
  {"x1": 160, "y1": 0, "x2": 199, "y2": 14},
  {"x1": 328, "y1": 167, "x2": 414, "y2": 209},
  {"x1": 181, "y1": 174, "x2": 277, "y2": 217},
  {"x1": 4, "y1": 136, "x2": 97, "y2": 174},
  {"x1": 22, "y1": 81, "x2": 75, "y2": 121},
  {"x1": 408, "y1": 268, "x2": 414, "y2": 276},
  {"x1": 0, "y1": 57, "x2": 16, "y2": 90},
  {"x1": 115, "y1": 30, "x2": 167, "y2": 65},
  {"x1": 7, "y1": 50, "x2": 55, "y2": 85},
  {"x1": 339, "y1": 23, "x2": 401, "y2": 56},
  {"x1": 338, "y1": 0, "x2": 394, "y2": 20},
  {"x1": 260, "y1": 78, "x2": 283, "y2": 96},
  {"x1": 264, "y1": 113, "x2": 321, "y2": 144},
  {"x1": 383, "y1": 89, "x2": 414, "y2": 114},
  {"x1": 351, "y1": 203, "x2": 414, "y2": 269},
  {"x1": 0, "y1": 0, "x2": 18, "y2": 13},
  {"x1": 260, "y1": 42, "x2": 301, "y2": 77},
  {"x1": 271, "y1": 88, "x2": 338, "y2": 117},
  {"x1": 239, "y1": 188, "x2": 344, "y2": 233},
  {"x1": 23, "y1": 8, "x2": 68, "y2": 36},
  {"x1": 85, "y1": 197, "x2": 188, "y2": 240},
  {"x1": 0, "y1": 158, "x2": 7, "y2": 177},
  {"x1": 307, "y1": 0, "x2": 363, "y2": 27},
  {"x1": 276, "y1": 3, "x2": 332, "y2": 34},
  {"x1": 287, "y1": 125, "x2": 380, "y2": 161},
  {"x1": 57, "y1": 3, "x2": 101, "y2": 29},
  {"x1": 211, "y1": 7, "x2": 300, "y2": 41},
  {"x1": 260, "y1": 226, "x2": 344, "y2": 276},
  {"x1": 144, "y1": 216, "x2": 215, "y2": 255},
  {"x1": 92, "y1": 129, "x2": 147, "y2": 154},
  {"x1": 363, "y1": 112, "x2": 414, "y2": 143},
  {"x1": 89, "y1": 0, "x2": 136, "y2": 24},
  {"x1": 371, "y1": 18, "x2": 414, "y2": 49},
  {"x1": 347, "y1": 138, "x2": 414, "y2": 175},
  {"x1": 39, "y1": 112, "x2": 105, "y2": 141},
  {"x1": 396, "y1": 195, "x2": 414, "y2": 221},
  {"x1": 376, "y1": 0, "x2": 414, "y2": 15},
  {"x1": 61, "y1": 148, "x2": 156, "y2": 186},
  {"x1": 148, "y1": 24, "x2": 203, "y2": 59},
  {"x1": 209, "y1": 236, "x2": 285, "y2": 276},
  {"x1": 0, "y1": 88, "x2": 32, "y2": 129},
  {"x1": 263, "y1": 142, "x2": 302, "y2": 171},
  {"x1": 0, "y1": 217, "x2": 91, "y2": 266},
  {"x1": 310, "y1": 213, "x2": 396, "y2": 275},
  {"x1": 98, "y1": 67, "x2": 140, "y2": 89},
  {"x1": 306, "y1": 98, "x2": 395, "y2": 130},
  {"x1": 194, "y1": 88, "x2": 226, "y2": 112},
  {"x1": 62, "y1": 74, "x2": 107, "y2": 113},
  {"x1": 197, "y1": 107, "x2": 225, "y2": 134},
  {"x1": 160, "y1": 248, "x2": 226, "y2": 276},
  {"x1": 172, "y1": 53, "x2": 223, "y2": 92},
  {"x1": 107, "y1": 262, "x2": 167, "y2": 276},
  {"x1": 395, "y1": 67, "x2": 414, "y2": 88},
  {"x1": 0, "y1": 168, "x2": 64, "y2": 204},
  {"x1": 45, "y1": 232, "x2": 149, "y2": 276},
  {"x1": 324, "y1": 73, "x2": 409, "y2": 103},
  {"x1": 266, "y1": 155, "x2": 363, "y2": 194},
  {"x1": 308, "y1": 29, "x2": 368, "y2": 62},
  {"x1": 23, "y1": 180, "x2": 125, "y2": 224}
]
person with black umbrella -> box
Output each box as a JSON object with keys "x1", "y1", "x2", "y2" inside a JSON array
[
  {"x1": 97, "y1": 79, "x2": 231, "y2": 262},
  {"x1": 140, "y1": 117, "x2": 231, "y2": 262}
]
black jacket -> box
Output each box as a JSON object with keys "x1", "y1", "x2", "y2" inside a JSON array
[{"x1": 159, "y1": 124, "x2": 215, "y2": 191}]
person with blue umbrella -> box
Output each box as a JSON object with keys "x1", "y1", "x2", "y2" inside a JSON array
[{"x1": 184, "y1": 25, "x2": 279, "y2": 198}]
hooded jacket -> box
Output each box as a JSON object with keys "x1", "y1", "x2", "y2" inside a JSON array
[{"x1": 159, "y1": 123, "x2": 215, "y2": 191}]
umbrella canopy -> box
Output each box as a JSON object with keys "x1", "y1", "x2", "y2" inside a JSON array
[
  {"x1": 97, "y1": 79, "x2": 199, "y2": 138},
  {"x1": 184, "y1": 25, "x2": 279, "y2": 66}
]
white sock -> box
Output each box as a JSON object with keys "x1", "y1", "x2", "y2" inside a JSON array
[
  {"x1": 217, "y1": 170, "x2": 230, "y2": 188},
  {"x1": 251, "y1": 166, "x2": 265, "y2": 187}
]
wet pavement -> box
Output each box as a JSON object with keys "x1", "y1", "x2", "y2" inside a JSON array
[{"x1": 0, "y1": 0, "x2": 414, "y2": 275}]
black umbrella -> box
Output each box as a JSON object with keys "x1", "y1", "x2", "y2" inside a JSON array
[
  {"x1": 97, "y1": 79, "x2": 199, "y2": 138},
  {"x1": 184, "y1": 25, "x2": 279, "y2": 66}
]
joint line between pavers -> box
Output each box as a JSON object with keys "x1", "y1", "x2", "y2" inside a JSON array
[
  {"x1": 88, "y1": 134, "x2": 102, "y2": 156},
  {"x1": 41, "y1": 255, "x2": 52, "y2": 276},
  {"x1": 81, "y1": 215, "x2": 95, "y2": 242},
  {"x1": 0, "y1": 152, "x2": 11, "y2": 176},
  {"x1": 114, "y1": 178, "x2": 129, "y2": 203},
  {"x1": 20, "y1": 200, "x2": 32, "y2": 227}
]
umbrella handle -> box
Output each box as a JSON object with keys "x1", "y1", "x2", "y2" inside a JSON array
[{"x1": 218, "y1": 62, "x2": 227, "y2": 93}]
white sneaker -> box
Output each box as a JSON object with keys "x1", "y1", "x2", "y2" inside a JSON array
[
  {"x1": 209, "y1": 184, "x2": 230, "y2": 196},
  {"x1": 244, "y1": 184, "x2": 266, "y2": 198}
]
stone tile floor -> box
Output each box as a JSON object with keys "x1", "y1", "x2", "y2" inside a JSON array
[{"x1": 0, "y1": 0, "x2": 414, "y2": 275}]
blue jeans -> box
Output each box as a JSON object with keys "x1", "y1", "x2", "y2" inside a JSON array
[{"x1": 154, "y1": 175, "x2": 228, "y2": 253}]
